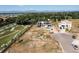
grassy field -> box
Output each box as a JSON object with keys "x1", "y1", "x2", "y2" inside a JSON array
[
  {"x1": 0, "y1": 30, "x2": 14, "y2": 37},
  {"x1": 0, "y1": 24, "x2": 26, "y2": 49},
  {"x1": 14, "y1": 25, "x2": 24, "y2": 30},
  {"x1": 0, "y1": 31, "x2": 18, "y2": 49}
]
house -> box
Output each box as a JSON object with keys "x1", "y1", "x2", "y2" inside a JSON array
[
  {"x1": 37, "y1": 21, "x2": 52, "y2": 28},
  {"x1": 58, "y1": 20, "x2": 72, "y2": 32}
]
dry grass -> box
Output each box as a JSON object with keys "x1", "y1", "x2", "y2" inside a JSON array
[
  {"x1": 70, "y1": 19, "x2": 79, "y2": 33},
  {"x1": 69, "y1": 19, "x2": 79, "y2": 39}
]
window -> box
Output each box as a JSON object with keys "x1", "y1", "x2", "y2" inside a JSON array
[
  {"x1": 62, "y1": 25, "x2": 65, "y2": 29},
  {"x1": 66, "y1": 25, "x2": 68, "y2": 27},
  {"x1": 60, "y1": 27, "x2": 62, "y2": 29}
]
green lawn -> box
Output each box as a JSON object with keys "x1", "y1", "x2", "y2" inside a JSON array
[
  {"x1": 14, "y1": 25, "x2": 24, "y2": 30},
  {"x1": 0, "y1": 25, "x2": 26, "y2": 49},
  {"x1": 0, "y1": 30, "x2": 14, "y2": 37},
  {"x1": 0, "y1": 25, "x2": 25, "y2": 37},
  {"x1": 0, "y1": 31, "x2": 19, "y2": 49}
]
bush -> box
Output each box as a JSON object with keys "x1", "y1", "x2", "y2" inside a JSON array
[{"x1": 72, "y1": 35, "x2": 76, "y2": 39}]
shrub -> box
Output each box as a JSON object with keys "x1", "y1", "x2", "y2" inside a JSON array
[{"x1": 72, "y1": 35, "x2": 76, "y2": 39}]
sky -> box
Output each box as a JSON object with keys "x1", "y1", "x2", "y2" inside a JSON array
[{"x1": 0, "y1": 5, "x2": 79, "y2": 12}]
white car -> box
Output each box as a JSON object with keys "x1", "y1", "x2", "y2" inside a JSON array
[{"x1": 72, "y1": 39, "x2": 79, "y2": 50}]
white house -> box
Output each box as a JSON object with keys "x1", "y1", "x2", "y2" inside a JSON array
[
  {"x1": 37, "y1": 21, "x2": 52, "y2": 28},
  {"x1": 58, "y1": 20, "x2": 72, "y2": 33}
]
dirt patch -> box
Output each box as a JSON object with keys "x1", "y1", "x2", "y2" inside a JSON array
[
  {"x1": 70, "y1": 19, "x2": 79, "y2": 39},
  {"x1": 6, "y1": 25, "x2": 62, "y2": 53}
]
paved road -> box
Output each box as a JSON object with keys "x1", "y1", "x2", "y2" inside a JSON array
[{"x1": 54, "y1": 33, "x2": 79, "y2": 53}]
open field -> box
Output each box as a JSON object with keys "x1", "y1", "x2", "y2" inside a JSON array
[
  {"x1": 6, "y1": 25, "x2": 62, "y2": 53},
  {"x1": 70, "y1": 19, "x2": 79, "y2": 36},
  {"x1": 0, "y1": 31, "x2": 18, "y2": 49},
  {"x1": 0, "y1": 24, "x2": 26, "y2": 50}
]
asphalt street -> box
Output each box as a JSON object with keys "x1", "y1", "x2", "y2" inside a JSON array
[{"x1": 54, "y1": 33, "x2": 79, "y2": 53}]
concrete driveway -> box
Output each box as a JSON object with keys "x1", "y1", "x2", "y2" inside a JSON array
[{"x1": 54, "y1": 33, "x2": 79, "y2": 53}]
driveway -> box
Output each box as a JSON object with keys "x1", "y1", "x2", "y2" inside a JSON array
[{"x1": 54, "y1": 33, "x2": 79, "y2": 53}]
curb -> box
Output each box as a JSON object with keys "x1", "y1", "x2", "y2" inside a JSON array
[
  {"x1": 58, "y1": 41, "x2": 64, "y2": 53},
  {"x1": 53, "y1": 34, "x2": 64, "y2": 53}
]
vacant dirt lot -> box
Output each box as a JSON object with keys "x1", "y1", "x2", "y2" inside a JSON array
[
  {"x1": 71, "y1": 19, "x2": 79, "y2": 33},
  {"x1": 70, "y1": 19, "x2": 79, "y2": 37},
  {"x1": 5, "y1": 25, "x2": 62, "y2": 53}
]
